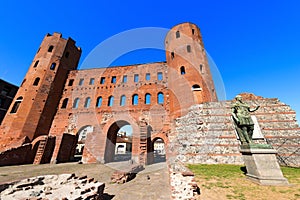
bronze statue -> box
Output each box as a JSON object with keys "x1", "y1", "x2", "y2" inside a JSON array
[{"x1": 231, "y1": 95, "x2": 260, "y2": 144}]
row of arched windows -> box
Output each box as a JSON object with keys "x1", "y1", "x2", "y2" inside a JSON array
[
  {"x1": 33, "y1": 60, "x2": 57, "y2": 71},
  {"x1": 61, "y1": 92, "x2": 165, "y2": 109}
]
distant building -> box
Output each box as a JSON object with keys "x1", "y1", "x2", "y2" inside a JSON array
[
  {"x1": 153, "y1": 139, "x2": 165, "y2": 155},
  {"x1": 0, "y1": 79, "x2": 18, "y2": 125}
]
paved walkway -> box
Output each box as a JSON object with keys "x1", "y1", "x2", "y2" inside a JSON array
[
  {"x1": 105, "y1": 161, "x2": 172, "y2": 200},
  {"x1": 0, "y1": 161, "x2": 172, "y2": 199}
]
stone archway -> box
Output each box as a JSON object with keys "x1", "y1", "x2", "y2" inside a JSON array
[
  {"x1": 152, "y1": 137, "x2": 166, "y2": 163},
  {"x1": 104, "y1": 120, "x2": 132, "y2": 163},
  {"x1": 73, "y1": 125, "x2": 93, "y2": 161}
]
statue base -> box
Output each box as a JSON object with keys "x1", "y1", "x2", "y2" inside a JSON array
[{"x1": 240, "y1": 146, "x2": 289, "y2": 185}]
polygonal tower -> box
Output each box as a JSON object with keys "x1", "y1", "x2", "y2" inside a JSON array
[
  {"x1": 165, "y1": 22, "x2": 217, "y2": 117},
  {"x1": 0, "y1": 33, "x2": 81, "y2": 151}
]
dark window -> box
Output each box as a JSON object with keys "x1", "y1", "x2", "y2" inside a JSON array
[
  {"x1": 176, "y1": 31, "x2": 180, "y2": 38},
  {"x1": 192, "y1": 29, "x2": 195, "y2": 35},
  {"x1": 120, "y1": 95, "x2": 126, "y2": 106},
  {"x1": 187, "y1": 45, "x2": 191, "y2": 53},
  {"x1": 1, "y1": 86, "x2": 11, "y2": 96},
  {"x1": 73, "y1": 98, "x2": 80, "y2": 109},
  {"x1": 111, "y1": 76, "x2": 116, "y2": 84},
  {"x1": 192, "y1": 84, "x2": 202, "y2": 91},
  {"x1": 134, "y1": 74, "x2": 139, "y2": 83},
  {"x1": 122, "y1": 75, "x2": 127, "y2": 83},
  {"x1": 33, "y1": 77, "x2": 40, "y2": 86},
  {"x1": 132, "y1": 94, "x2": 138, "y2": 105},
  {"x1": 146, "y1": 73, "x2": 150, "y2": 81},
  {"x1": 96, "y1": 96, "x2": 102, "y2": 107},
  {"x1": 79, "y1": 79, "x2": 84, "y2": 86},
  {"x1": 33, "y1": 60, "x2": 39, "y2": 68},
  {"x1": 145, "y1": 93, "x2": 151, "y2": 105},
  {"x1": 65, "y1": 52, "x2": 69, "y2": 58},
  {"x1": 48, "y1": 45, "x2": 54, "y2": 52},
  {"x1": 50, "y1": 63, "x2": 56, "y2": 70},
  {"x1": 100, "y1": 77, "x2": 105, "y2": 84},
  {"x1": 180, "y1": 66, "x2": 186, "y2": 75},
  {"x1": 89, "y1": 78, "x2": 95, "y2": 85},
  {"x1": 68, "y1": 79, "x2": 74, "y2": 86},
  {"x1": 158, "y1": 92, "x2": 164, "y2": 104},
  {"x1": 0, "y1": 97, "x2": 5, "y2": 108},
  {"x1": 10, "y1": 96, "x2": 23, "y2": 113},
  {"x1": 61, "y1": 98, "x2": 68, "y2": 109},
  {"x1": 157, "y1": 72, "x2": 163, "y2": 81},
  {"x1": 200, "y1": 64, "x2": 203, "y2": 73},
  {"x1": 171, "y1": 52, "x2": 175, "y2": 59},
  {"x1": 108, "y1": 96, "x2": 114, "y2": 106},
  {"x1": 84, "y1": 97, "x2": 91, "y2": 108}
]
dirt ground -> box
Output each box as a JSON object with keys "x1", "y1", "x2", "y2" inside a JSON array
[{"x1": 0, "y1": 162, "x2": 172, "y2": 200}]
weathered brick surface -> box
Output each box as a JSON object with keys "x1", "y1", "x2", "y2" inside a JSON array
[{"x1": 170, "y1": 93, "x2": 300, "y2": 167}]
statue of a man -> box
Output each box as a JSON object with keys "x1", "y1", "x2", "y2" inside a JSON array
[{"x1": 231, "y1": 95, "x2": 260, "y2": 144}]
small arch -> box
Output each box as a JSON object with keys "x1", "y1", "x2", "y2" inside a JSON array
[
  {"x1": 152, "y1": 138, "x2": 166, "y2": 163},
  {"x1": 108, "y1": 96, "x2": 114, "y2": 107},
  {"x1": 61, "y1": 98, "x2": 68, "y2": 109},
  {"x1": 33, "y1": 77, "x2": 40, "y2": 86},
  {"x1": 33, "y1": 60, "x2": 39, "y2": 68},
  {"x1": 187, "y1": 45, "x2": 191, "y2": 53},
  {"x1": 134, "y1": 74, "x2": 139, "y2": 83},
  {"x1": 192, "y1": 84, "x2": 202, "y2": 91},
  {"x1": 84, "y1": 97, "x2": 91, "y2": 108},
  {"x1": 120, "y1": 95, "x2": 126, "y2": 106},
  {"x1": 145, "y1": 93, "x2": 151, "y2": 105},
  {"x1": 96, "y1": 96, "x2": 102, "y2": 107},
  {"x1": 10, "y1": 96, "x2": 23, "y2": 113},
  {"x1": 157, "y1": 72, "x2": 163, "y2": 81},
  {"x1": 171, "y1": 52, "x2": 175, "y2": 59},
  {"x1": 48, "y1": 45, "x2": 54, "y2": 52},
  {"x1": 73, "y1": 98, "x2": 80, "y2": 109},
  {"x1": 157, "y1": 92, "x2": 164, "y2": 104},
  {"x1": 50, "y1": 63, "x2": 56, "y2": 70},
  {"x1": 176, "y1": 31, "x2": 180, "y2": 38},
  {"x1": 180, "y1": 66, "x2": 186, "y2": 75},
  {"x1": 132, "y1": 94, "x2": 138, "y2": 105},
  {"x1": 74, "y1": 125, "x2": 94, "y2": 161}
]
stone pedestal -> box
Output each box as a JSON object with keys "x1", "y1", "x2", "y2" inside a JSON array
[{"x1": 240, "y1": 147, "x2": 289, "y2": 185}]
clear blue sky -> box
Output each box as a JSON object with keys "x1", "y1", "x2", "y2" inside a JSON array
[{"x1": 0, "y1": 1, "x2": 299, "y2": 122}]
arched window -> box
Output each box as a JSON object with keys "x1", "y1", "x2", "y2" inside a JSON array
[
  {"x1": 200, "y1": 64, "x2": 203, "y2": 73},
  {"x1": 176, "y1": 31, "x2": 180, "y2": 38},
  {"x1": 48, "y1": 45, "x2": 54, "y2": 52},
  {"x1": 33, "y1": 77, "x2": 40, "y2": 86},
  {"x1": 61, "y1": 98, "x2": 68, "y2": 109},
  {"x1": 50, "y1": 63, "x2": 56, "y2": 70},
  {"x1": 84, "y1": 97, "x2": 91, "y2": 108},
  {"x1": 180, "y1": 66, "x2": 186, "y2": 75},
  {"x1": 73, "y1": 98, "x2": 80, "y2": 109},
  {"x1": 10, "y1": 96, "x2": 23, "y2": 113},
  {"x1": 120, "y1": 95, "x2": 126, "y2": 106},
  {"x1": 171, "y1": 52, "x2": 175, "y2": 59},
  {"x1": 157, "y1": 92, "x2": 164, "y2": 104},
  {"x1": 33, "y1": 60, "x2": 39, "y2": 68},
  {"x1": 187, "y1": 45, "x2": 191, "y2": 53},
  {"x1": 192, "y1": 84, "x2": 202, "y2": 91},
  {"x1": 132, "y1": 94, "x2": 138, "y2": 105},
  {"x1": 96, "y1": 96, "x2": 102, "y2": 107},
  {"x1": 145, "y1": 93, "x2": 151, "y2": 105},
  {"x1": 108, "y1": 96, "x2": 114, "y2": 107}
]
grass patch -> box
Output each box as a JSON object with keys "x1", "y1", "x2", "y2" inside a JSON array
[{"x1": 188, "y1": 164, "x2": 300, "y2": 200}]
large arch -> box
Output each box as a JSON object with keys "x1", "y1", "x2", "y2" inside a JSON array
[{"x1": 104, "y1": 120, "x2": 131, "y2": 163}]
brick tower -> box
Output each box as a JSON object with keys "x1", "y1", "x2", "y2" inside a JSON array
[
  {"x1": 0, "y1": 33, "x2": 81, "y2": 151},
  {"x1": 165, "y1": 22, "x2": 217, "y2": 117}
]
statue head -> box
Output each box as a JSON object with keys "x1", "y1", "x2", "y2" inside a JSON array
[{"x1": 235, "y1": 95, "x2": 243, "y2": 101}]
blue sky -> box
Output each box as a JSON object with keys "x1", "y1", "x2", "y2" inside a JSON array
[{"x1": 0, "y1": 0, "x2": 299, "y2": 122}]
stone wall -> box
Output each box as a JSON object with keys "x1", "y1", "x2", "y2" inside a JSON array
[{"x1": 169, "y1": 94, "x2": 300, "y2": 167}]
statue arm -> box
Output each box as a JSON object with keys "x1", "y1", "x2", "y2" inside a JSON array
[
  {"x1": 249, "y1": 105, "x2": 260, "y2": 112},
  {"x1": 231, "y1": 107, "x2": 239, "y2": 123}
]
